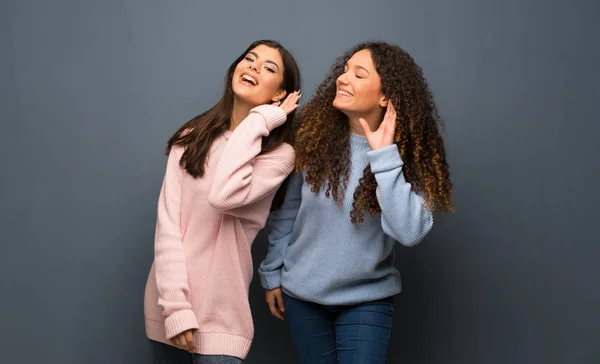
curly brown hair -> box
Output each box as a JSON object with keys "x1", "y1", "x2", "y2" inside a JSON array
[{"x1": 294, "y1": 41, "x2": 454, "y2": 223}]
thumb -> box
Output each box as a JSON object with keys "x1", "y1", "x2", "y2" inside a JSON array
[
  {"x1": 358, "y1": 118, "x2": 372, "y2": 135},
  {"x1": 272, "y1": 101, "x2": 281, "y2": 107}
]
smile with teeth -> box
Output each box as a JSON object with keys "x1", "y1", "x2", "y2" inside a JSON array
[
  {"x1": 337, "y1": 90, "x2": 353, "y2": 97},
  {"x1": 241, "y1": 74, "x2": 258, "y2": 86}
]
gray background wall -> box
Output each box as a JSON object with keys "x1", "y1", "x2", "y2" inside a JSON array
[{"x1": 1, "y1": 0, "x2": 599, "y2": 363}]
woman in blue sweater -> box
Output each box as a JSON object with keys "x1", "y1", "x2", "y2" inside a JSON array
[{"x1": 259, "y1": 41, "x2": 454, "y2": 364}]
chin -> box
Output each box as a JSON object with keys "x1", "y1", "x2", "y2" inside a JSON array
[
  {"x1": 232, "y1": 86, "x2": 252, "y2": 100},
  {"x1": 333, "y1": 100, "x2": 351, "y2": 114},
  {"x1": 332, "y1": 98, "x2": 344, "y2": 110},
  {"x1": 233, "y1": 92, "x2": 264, "y2": 107}
]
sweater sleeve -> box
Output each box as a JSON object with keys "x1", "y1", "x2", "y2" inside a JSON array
[
  {"x1": 153, "y1": 146, "x2": 200, "y2": 339},
  {"x1": 258, "y1": 171, "x2": 303, "y2": 289},
  {"x1": 367, "y1": 145, "x2": 433, "y2": 247},
  {"x1": 208, "y1": 105, "x2": 295, "y2": 214}
]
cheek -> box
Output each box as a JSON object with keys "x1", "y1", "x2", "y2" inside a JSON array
[
  {"x1": 234, "y1": 62, "x2": 245, "y2": 74},
  {"x1": 363, "y1": 83, "x2": 381, "y2": 101},
  {"x1": 354, "y1": 83, "x2": 370, "y2": 102},
  {"x1": 353, "y1": 84, "x2": 380, "y2": 108},
  {"x1": 261, "y1": 75, "x2": 282, "y2": 94}
]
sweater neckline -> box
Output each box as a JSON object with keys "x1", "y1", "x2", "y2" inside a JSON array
[{"x1": 349, "y1": 133, "x2": 369, "y2": 145}]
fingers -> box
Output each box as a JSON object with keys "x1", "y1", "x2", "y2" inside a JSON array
[
  {"x1": 285, "y1": 90, "x2": 301, "y2": 102},
  {"x1": 271, "y1": 300, "x2": 285, "y2": 320},
  {"x1": 388, "y1": 100, "x2": 395, "y2": 113},
  {"x1": 268, "y1": 301, "x2": 284, "y2": 320},
  {"x1": 278, "y1": 90, "x2": 301, "y2": 115},
  {"x1": 170, "y1": 331, "x2": 195, "y2": 352},
  {"x1": 358, "y1": 118, "x2": 372, "y2": 135},
  {"x1": 388, "y1": 102, "x2": 397, "y2": 134},
  {"x1": 378, "y1": 101, "x2": 396, "y2": 148},
  {"x1": 266, "y1": 291, "x2": 285, "y2": 320},
  {"x1": 274, "y1": 290, "x2": 285, "y2": 313},
  {"x1": 267, "y1": 295, "x2": 282, "y2": 320},
  {"x1": 386, "y1": 101, "x2": 397, "y2": 127},
  {"x1": 284, "y1": 91, "x2": 301, "y2": 108},
  {"x1": 383, "y1": 102, "x2": 391, "y2": 121},
  {"x1": 174, "y1": 333, "x2": 187, "y2": 351},
  {"x1": 185, "y1": 330, "x2": 196, "y2": 352}
]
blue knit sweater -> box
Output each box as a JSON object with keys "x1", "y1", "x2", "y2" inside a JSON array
[{"x1": 258, "y1": 134, "x2": 433, "y2": 305}]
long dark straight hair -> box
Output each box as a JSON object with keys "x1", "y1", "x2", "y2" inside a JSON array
[{"x1": 166, "y1": 40, "x2": 301, "y2": 210}]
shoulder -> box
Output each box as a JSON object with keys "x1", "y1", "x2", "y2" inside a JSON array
[{"x1": 270, "y1": 143, "x2": 295, "y2": 162}]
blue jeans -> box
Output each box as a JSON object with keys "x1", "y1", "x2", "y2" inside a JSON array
[
  {"x1": 283, "y1": 293, "x2": 394, "y2": 364},
  {"x1": 149, "y1": 340, "x2": 243, "y2": 364}
]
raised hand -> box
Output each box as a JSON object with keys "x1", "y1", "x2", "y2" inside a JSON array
[
  {"x1": 359, "y1": 101, "x2": 397, "y2": 150},
  {"x1": 273, "y1": 91, "x2": 301, "y2": 115}
]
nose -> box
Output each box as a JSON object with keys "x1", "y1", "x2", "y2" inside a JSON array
[
  {"x1": 337, "y1": 73, "x2": 349, "y2": 85},
  {"x1": 249, "y1": 63, "x2": 259, "y2": 73}
]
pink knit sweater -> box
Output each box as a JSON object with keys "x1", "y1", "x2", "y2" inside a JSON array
[{"x1": 144, "y1": 105, "x2": 294, "y2": 359}]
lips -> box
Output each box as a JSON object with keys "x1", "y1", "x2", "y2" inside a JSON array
[
  {"x1": 240, "y1": 73, "x2": 258, "y2": 86},
  {"x1": 337, "y1": 88, "x2": 353, "y2": 97}
]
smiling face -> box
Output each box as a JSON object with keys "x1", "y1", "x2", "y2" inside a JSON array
[
  {"x1": 332, "y1": 49, "x2": 387, "y2": 117},
  {"x1": 231, "y1": 44, "x2": 287, "y2": 107}
]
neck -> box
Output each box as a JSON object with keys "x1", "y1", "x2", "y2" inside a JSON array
[
  {"x1": 346, "y1": 107, "x2": 385, "y2": 135},
  {"x1": 229, "y1": 97, "x2": 254, "y2": 131}
]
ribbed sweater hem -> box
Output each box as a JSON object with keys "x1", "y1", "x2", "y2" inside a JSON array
[{"x1": 145, "y1": 318, "x2": 252, "y2": 359}]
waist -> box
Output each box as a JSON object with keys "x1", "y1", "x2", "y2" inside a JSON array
[{"x1": 281, "y1": 266, "x2": 402, "y2": 306}]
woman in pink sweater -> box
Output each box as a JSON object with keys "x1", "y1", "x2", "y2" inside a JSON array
[{"x1": 143, "y1": 39, "x2": 301, "y2": 363}]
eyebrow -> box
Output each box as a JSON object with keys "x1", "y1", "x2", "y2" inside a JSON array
[
  {"x1": 345, "y1": 62, "x2": 370, "y2": 75},
  {"x1": 248, "y1": 51, "x2": 281, "y2": 71}
]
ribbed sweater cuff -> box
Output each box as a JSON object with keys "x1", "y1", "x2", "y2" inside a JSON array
[
  {"x1": 259, "y1": 269, "x2": 282, "y2": 290},
  {"x1": 367, "y1": 145, "x2": 403, "y2": 173},
  {"x1": 164, "y1": 309, "x2": 200, "y2": 339},
  {"x1": 250, "y1": 105, "x2": 287, "y2": 132}
]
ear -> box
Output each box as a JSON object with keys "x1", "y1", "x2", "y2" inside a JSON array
[
  {"x1": 378, "y1": 94, "x2": 389, "y2": 108},
  {"x1": 272, "y1": 89, "x2": 287, "y2": 103}
]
